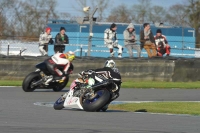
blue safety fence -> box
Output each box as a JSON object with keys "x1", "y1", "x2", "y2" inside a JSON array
[
  {"x1": 0, "y1": 20, "x2": 197, "y2": 58},
  {"x1": 47, "y1": 20, "x2": 196, "y2": 58}
]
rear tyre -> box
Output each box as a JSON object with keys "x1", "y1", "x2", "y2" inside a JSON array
[
  {"x1": 22, "y1": 72, "x2": 41, "y2": 92},
  {"x1": 53, "y1": 97, "x2": 65, "y2": 110},
  {"x1": 82, "y1": 89, "x2": 110, "y2": 112},
  {"x1": 52, "y1": 77, "x2": 69, "y2": 92}
]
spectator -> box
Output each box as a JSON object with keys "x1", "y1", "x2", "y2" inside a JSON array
[
  {"x1": 154, "y1": 29, "x2": 170, "y2": 56},
  {"x1": 123, "y1": 23, "x2": 141, "y2": 58},
  {"x1": 104, "y1": 23, "x2": 123, "y2": 58},
  {"x1": 140, "y1": 23, "x2": 157, "y2": 58},
  {"x1": 39, "y1": 27, "x2": 54, "y2": 56},
  {"x1": 54, "y1": 27, "x2": 69, "y2": 53}
]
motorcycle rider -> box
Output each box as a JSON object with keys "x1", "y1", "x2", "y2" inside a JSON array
[
  {"x1": 44, "y1": 51, "x2": 75, "y2": 85},
  {"x1": 78, "y1": 60, "x2": 121, "y2": 102},
  {"x1": 154, "y1": 29, "x2": 171, "y2": 56}
]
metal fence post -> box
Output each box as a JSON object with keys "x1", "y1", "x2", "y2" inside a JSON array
[
  {"x1": 87, "y1": 7, "x2": 98, "y2": 56},
  {"x1": 7, "y1": 44, "x2": 9, "y2": 56},
  {"x1": 80, "y1": 45, "x2": 82, "y2": 57}
]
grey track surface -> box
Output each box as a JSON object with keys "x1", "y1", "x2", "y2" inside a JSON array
[{"x1": 0, "y1": 87, "x2": 200, "y2": 133}]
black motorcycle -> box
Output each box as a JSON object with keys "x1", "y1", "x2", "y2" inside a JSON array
[
  {"x1": 53, "y1": 75, "x2": 120, "y2": 112},
  {"x1": 22, "y1": 61, "x2": 73, "y2": 92}
]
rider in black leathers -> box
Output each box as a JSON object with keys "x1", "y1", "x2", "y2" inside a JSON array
[{"x1": 78, "y1": 60, "x2": 121, "y2": 101}]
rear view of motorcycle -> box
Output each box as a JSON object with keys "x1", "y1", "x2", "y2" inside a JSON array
[
  {"x1": 22, "y1": 61, "x2": 73, "y2": 92},
  {"x1": 53, "y1": 75, "x2": 120, "y2": 112}
]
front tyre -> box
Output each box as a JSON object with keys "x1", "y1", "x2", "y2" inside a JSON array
[
  {"x1": 54, "y1": 97, "x2": 65, "y2": 110},
  {"x1": 82, "y1": 89, "x2": 110, "y2": 112},
  {"x1": 22, "y1": 72, "x2": 41, "y2": 92}
]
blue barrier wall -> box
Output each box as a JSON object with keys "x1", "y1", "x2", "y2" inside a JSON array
[{"x1": 47, "y1": 21, "x2": 195, "y2": 58}]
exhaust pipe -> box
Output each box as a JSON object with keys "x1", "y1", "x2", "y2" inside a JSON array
[{"x1": 31, "y1": 79, "x2": 43, "y2": 87}]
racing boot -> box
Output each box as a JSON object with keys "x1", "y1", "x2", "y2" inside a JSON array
[
  {"x1": 59, "y1": 76, "x2": 66, "y2": 83},
  {"x1": 118, "y1": 53, "x2": 122, "y2": 58}
]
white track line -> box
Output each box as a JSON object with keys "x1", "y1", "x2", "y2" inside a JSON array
[{"x1": 34, "y1": 101, "x2": 200, "y2": 108}]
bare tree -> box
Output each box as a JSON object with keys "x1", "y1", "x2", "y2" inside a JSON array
[
  {"x1": 73, "y1": 0, "x2": 88, "y2": 16},
  {"x1": 74, "y1": 0, "x2": 111, "y2": 21},
  {"x1": 186, "y1": 0, "x2": 200, "y2": 47},
  {"x1": 0, "y1": 0, "x2": 59, "y2": 40},
  {"x1": 165, "y1": 4, "x2": 188, "y2": 26},
  {"x1": 106, "y1": 4, "x2": 133, "y2": 23},
  {"x1": 131, "y1": 0, "x2": 152, "y2": 24},
  {"x1": 0, "y1": 0, "x2": 17, "y2": 38},
  {"x1": 59, "y1": 12, "x2": 71, "y2": 20},
  {"x1": 91, "y1": 0, "x2": 111, "y2": 21},
  {"x1": 148, "y1": 6, "x2": 167, "y2": 24},
  {"x1": 0, "y1": 12, "x2": 7, "y2": 37}
]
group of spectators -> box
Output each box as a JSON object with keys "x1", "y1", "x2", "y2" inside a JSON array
[
  {"x1": 38, "y1": 22, "x2": 170, "y2": 58},
  {"x1": 104, "y1": 22, "x2": 170, "y2": 58}
]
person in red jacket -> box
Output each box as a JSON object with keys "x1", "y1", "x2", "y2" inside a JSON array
[{"x1": 154, "y1": 29, "x2": 171, "y2": 56}]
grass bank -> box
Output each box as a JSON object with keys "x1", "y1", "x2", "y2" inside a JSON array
[
  {"x1": 122, "y1": 81, "x2": 200, "y2": 89},
  {"x1": 0, "y1": 80, "x2": 23, "y2": 86},
  {"x1": 109, "y1": 102, "x2": 200, "y2": 116},
  {"x1": 1, "y1": 80, "x2": 200, "y2": 89}
]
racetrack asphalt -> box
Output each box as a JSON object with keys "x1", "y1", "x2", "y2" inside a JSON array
[{"x1": 0, "y1": 87, "x2": 200, "y2": 133}]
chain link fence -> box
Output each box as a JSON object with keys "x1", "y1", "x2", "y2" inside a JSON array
[{"x1": 0, "y1": 18, "x2": 198, "y2": 58}]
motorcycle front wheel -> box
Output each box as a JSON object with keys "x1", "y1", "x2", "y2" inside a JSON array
[
  {"x1": 53, "y1": 97, "x2": 65, "y2": 110},
  {"x1": 81, "y1": 89, "x2": 110, "y2": 112}
]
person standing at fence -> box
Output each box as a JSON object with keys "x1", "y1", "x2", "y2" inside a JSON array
[
  {"x1": 123, "y1": 23, "x2": 141, "y2": 58},
  {"x1": 39, "y1": 27, "x2": 54, "y2": 56},
  {"x1": 140, "y1": 23, "x2": 157, "y2": 58},
  {"x1": 154, "y1": 29, "x2": 170, "y2": 56},
  {"x1": 104, "y1": 23, "x2": 123, "y2": 58},
  {"x1": 54, "y1": 27, "x2": 69, "y2": 53}
]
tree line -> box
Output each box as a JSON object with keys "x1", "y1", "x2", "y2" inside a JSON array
[{"x1": 0, "y1": 0, "x2": 199, "y2": 47}]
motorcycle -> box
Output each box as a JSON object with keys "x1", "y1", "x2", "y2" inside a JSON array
[
  {"x1": 53, "y1": 75, "x2": 119, "y2": 112},
  {"x1": 22, "y1": 61, "x2": 73, "y2": 92}
]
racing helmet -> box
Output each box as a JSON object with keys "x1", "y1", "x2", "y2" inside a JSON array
[
  {"x1": 104, "y1": 60, "x2": 116, "y2": 68},
  {"x1": 65, "y1": 51, "x2": 75, "y2": 62}
]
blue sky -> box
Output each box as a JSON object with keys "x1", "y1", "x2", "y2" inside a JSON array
[{"x1": 56, "y1": 0, "x2": 185, "y2": 17}]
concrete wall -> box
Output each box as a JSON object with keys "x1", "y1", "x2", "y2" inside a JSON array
[{"x1": 0, "y1": 56, "x2": 199, "y2": 82}]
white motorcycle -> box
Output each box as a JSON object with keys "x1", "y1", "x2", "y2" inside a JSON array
[{"x1": 53, "y1": 76, "x2": 119, "y2": 112}]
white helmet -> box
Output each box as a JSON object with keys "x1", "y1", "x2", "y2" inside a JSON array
[{"x1": 104, "y1": 60, "x2": 116, "y2": 68}]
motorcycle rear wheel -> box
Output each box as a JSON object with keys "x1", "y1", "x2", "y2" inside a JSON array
[
  {"x1": 22, "y1": 72, "x2": 41, "y2": 92},
  {"x1": 82, "y1": 89, "x2": 110, "y2": 112}
]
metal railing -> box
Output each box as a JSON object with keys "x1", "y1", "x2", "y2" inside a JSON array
[{"x1": 0, "y1": 40, "x2": 199, "y2": 58}]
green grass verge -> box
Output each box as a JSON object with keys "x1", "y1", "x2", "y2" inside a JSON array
[
  {"x1": 122, "y1": 81, "x2": 200, "y2": 89},
  {"x1": 109, "y1": 102, "x2": 200, "y2": 116},
  {"x1": 0, "y1": 80, "x2": 23, "y2": 86},
  {"x1": 1, "y1": 80, "x2": 200, "y2": 89}
]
